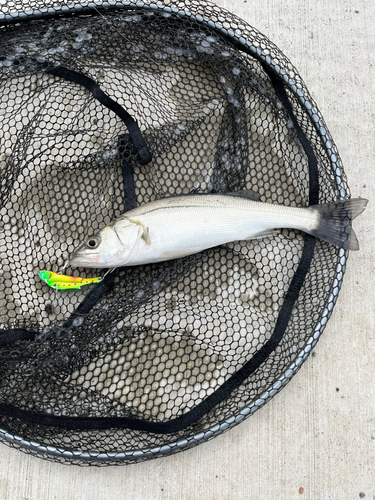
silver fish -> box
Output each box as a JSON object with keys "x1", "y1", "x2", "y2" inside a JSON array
[{"x1": 69, "y1": 191, "x2": 368, "y2": 269}]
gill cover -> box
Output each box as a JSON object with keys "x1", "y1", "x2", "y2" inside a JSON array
[
  {"x1": 109, "y1": 217, "x2": 151, "y2": 264},
  {"x1": 111, "y1": 218, "x2": 144, "y2": 245}
]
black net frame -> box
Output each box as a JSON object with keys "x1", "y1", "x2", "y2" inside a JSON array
[{"x1": 0, "y1": 0, "x2": 350, "y2": 465}]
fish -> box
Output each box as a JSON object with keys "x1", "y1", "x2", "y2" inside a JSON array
[
  {"x1": 68, "y1": 191, "x2": 368, "y2": 269},
  {"x1": 39, "y1": 270, "x2": 102, "y2": 289}
]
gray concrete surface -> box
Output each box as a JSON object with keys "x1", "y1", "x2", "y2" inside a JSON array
[{"x1": 0, "y1": 1, "x2": 374, "y2": 499}]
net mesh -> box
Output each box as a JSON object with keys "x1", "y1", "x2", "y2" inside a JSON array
[{"x1": 0, "y1": 0, "x2": 349, "y2": 465}]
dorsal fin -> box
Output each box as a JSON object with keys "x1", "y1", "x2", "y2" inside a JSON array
[{"x1": 226, "y1": 189, "x2": 260, "y2": 201}]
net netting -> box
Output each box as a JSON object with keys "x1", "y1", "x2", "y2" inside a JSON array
[{"x1": 0, "y1": 0, "x2": 349, "y2": 465}]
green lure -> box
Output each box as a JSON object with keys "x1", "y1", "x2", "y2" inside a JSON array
[{"x1": 39, "y1": 270, "x2": 102, "y2": 290}]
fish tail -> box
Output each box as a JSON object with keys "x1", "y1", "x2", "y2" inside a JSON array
[{"x1": 309, "y1": 198, "x2": 368, "y2": 251}]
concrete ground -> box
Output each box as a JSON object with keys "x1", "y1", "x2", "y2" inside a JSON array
[{"x1": 0, "y1": 0, "x2": 374, "y2": 499}]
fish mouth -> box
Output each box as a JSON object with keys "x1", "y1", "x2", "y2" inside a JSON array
[{"x1": 68, "y1": 252, "x2": 100, "y2": 268}]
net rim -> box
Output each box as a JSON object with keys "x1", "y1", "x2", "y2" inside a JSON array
[{"x1": 0, "y1": 0, "x2": 348, "y2": 463}]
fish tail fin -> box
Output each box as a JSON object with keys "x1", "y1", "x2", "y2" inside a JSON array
[{"x1": 310, "y1": 198, "x2": 368, "y2": 251}]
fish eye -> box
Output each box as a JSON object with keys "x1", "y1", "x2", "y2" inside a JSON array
[{"x1": 85, "y1": 236, "x2": 100, "y2": 249}]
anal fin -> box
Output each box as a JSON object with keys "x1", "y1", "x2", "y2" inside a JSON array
[
  {"x1": 161, "y1": 248, "x2": 202, "y2": 260},
  {"x1": 244, "y1": 229, "x2": 278, "y2": 241}
]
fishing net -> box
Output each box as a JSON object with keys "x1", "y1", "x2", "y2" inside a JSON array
[{"x1": 0, "y1": 0, "x2": 350, "y2": 465}]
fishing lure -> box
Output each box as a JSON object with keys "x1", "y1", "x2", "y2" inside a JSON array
[{"x1": 39, "y1": 270, "x2": 102, "y2": 290}]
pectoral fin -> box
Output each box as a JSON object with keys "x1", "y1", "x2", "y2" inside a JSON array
[{"x1": 142, "y1": 226, "x2": 151, "y2": 245}]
